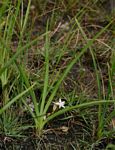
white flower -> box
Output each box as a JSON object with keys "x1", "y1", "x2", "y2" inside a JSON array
[
  {"x1": 29, "y1": 103, "x2": 34, "y2": 112},
  {"x1": 53, "y1": 98, "x2": 65, "y2": 109},
  {"x1": 43, "y1": 115, "x2": 46, "y2": 120}
]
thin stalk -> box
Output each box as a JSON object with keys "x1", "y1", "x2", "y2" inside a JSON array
[
  {"x1": 20, "y1": 0, "x2": 31, "y2": 37},
  {"x1": 40, "y1": 21, "x2": 49, "y2": 114}
]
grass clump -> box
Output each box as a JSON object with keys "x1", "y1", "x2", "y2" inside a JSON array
[{"x1": 0, "y1": 0, "x2": 115, "y2": 149}]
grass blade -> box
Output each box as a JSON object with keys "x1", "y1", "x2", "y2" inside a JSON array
[{"x1": 43, "y1": 20, "x2": 113, "y2": 114}]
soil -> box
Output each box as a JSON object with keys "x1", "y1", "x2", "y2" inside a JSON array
[
  {"x1": 0, "y1": 117, "x2": 115, "y2": 150},
  {"x1": 1, "y1": 1, "x2": 115, "y2": 150}
]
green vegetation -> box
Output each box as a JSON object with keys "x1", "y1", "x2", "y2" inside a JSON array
[{"x1": 0, "y1": 0, "x2": 115, "y2": 149}]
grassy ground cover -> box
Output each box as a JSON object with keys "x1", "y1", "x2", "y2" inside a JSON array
[{"x1": 0, "y1": 0, "x2": 115, "y2": 149}]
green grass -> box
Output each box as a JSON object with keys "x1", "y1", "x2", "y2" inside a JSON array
[{"x1": 0, "y1": 0, "x2": 115, "y2": 149}]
